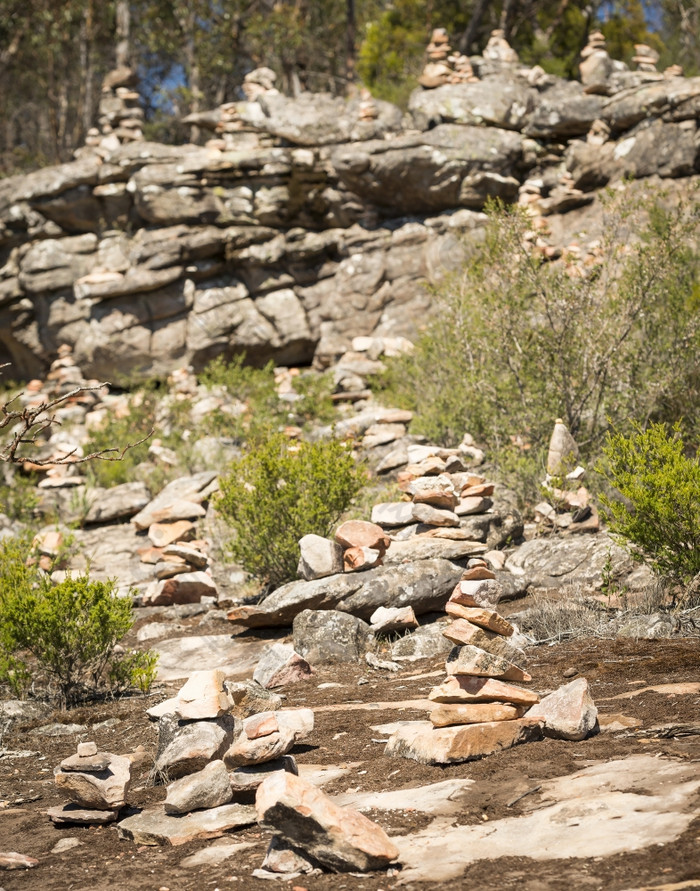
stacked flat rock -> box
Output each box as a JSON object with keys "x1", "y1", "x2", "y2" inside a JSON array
[
  {"x1": 579, "y1": 30, "x2": 614, "y2": 93},
  {"x1": 633, "y1": 43, "x2": 660, "y2": 73},
  {"x1": 385, "y1": 563, "x2": 544, "y2": 765},
  {"x1": 296, "y1": 519, "x2": 391, "y2": 580},
  {"x1": 419, "y1": 28, "x2": 479, "y2": 88},
  {"x1": 538, "y1": 419, "x2": 598, "y2": 534},
  {"x1": 86, "y1": 66, "x2": 144, "y2": 154},
  {"x1": 483, "y1": 29, "x2": 519, "y2": 68},
  {"x1": 358, "y1": 87, "x2": 379, "y2": 121},
  {"x1": 49, "y1": 741, "x2": 131, "y2": 825}
]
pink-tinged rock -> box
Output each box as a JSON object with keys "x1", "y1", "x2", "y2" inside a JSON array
[
  {"x1": 430, "y1": 702, "x2": 527, "y2": 727},
  {"x1": 0, "y1": 852, "x2": 39, "y2": 870},
  {"x1": 411, "y1": 502, "x2": 460, "y2": 527},
  {"x1": 163, "y1": 542, "x2": 208, "y2": 569},
  {"x1": 428, "y1": 675, "x2": 540, "y2": 706},
  {"x1": 444, "y1": 603, "x2": 513, "y2": 636},
  {"x1": 148, "y1": 520, "x2": 196, "y2": 548},
  {"x1": 446, "y1": 645, "x2": 531, "y2": 683},
  {"x1": 335, "y1": 520, "x2": 391, "y2": 552},
  {"x1": 144, "y1": 571, "x2": 217, "y2": 606},
  {"x1": 164, "y1": 760, "x2": 233, "y2": 815},
  {"x1": 54, "y1": 753, "x2": 131, "y2": 810},
  {"x1": 224, "y1": 725, "x2": 296, "y2": 767},
  {"x1": 229, "y1": 755, "x2": 298, "y2": 793},
  {"x1": 527, "y1": 677, "x2": 599, "y2": 740},
  {"x1": 385, "y1": 718, "x2": 543, "y2": 764},
  {"x1": 138, "y1": 546, "x2": 165, "y2": 565},
  {"x1": 253, "y1": 644, "x2": 314, "y2": 689},
  {"x1": 461, "y1": 482, "x2": 495, "y2": 497},
  {"x1": 449, "y1": 577, "x2": 503, "y2": 609},
  {"x1": 412, "y1": 488, "x2": 459, "y2": 510},
  {"x1": 175, "y1": 669, "x2": 230, "y2": 720},
  {"x1": 369, "y1": 605, "x2": 418, "y2": 634},
  {"x1": 256, "y1": 771, "x2": 399, "y2": 872},
  {"x1": 455, "y1": 495, "x2": 491, "y2": 516},
  {"x1": 245, "y1": 712, "x2": 279, "y2": 740},
  {"x1": 343, "y1": 546, "x2": 383, "y2": 572}
]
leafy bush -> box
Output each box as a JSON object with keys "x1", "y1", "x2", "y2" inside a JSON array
[
  {"x1": 377, "y1": 190, "x2": 700, "y2": 462},
  {"x1": 215, "y1": 432, "x2": 366, "y2": 589},
  {"x1": 599, "y1": 421, "x2": 700, "y2": 593},
  {"x1": 0, "y1": 534, "x2": 157, "y2": 706}
]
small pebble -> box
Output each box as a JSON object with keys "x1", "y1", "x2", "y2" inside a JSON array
[{"x1": 563, "y1": 667, "x2": 578, "y2": 678}]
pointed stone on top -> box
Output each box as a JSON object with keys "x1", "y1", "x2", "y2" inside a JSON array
[
  {"x1": 175, "y1": 669, "x2": 231, "y2": 720},
  {"x1": 547, "y1": 418, "x2": 579, "y2": 476}
]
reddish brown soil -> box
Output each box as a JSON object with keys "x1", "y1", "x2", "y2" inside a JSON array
[{"x1": 1, "y1": 637, "x2": 699, "y2": 891}]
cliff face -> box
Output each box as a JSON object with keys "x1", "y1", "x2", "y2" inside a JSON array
[{"x1": 1, "y1": 70, "x2": 699, "y2": 381}]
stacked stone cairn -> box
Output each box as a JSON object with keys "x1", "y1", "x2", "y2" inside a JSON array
[
  {"x1": 482, "y1": 28, "x2": 519, "y2": 69},
  {"x1": 633, "y1": 43, "x2": 660, "y2": 73},
  {"x1": 535, "y1": 419, "x2": 598, "y2": 535},
  {"x1": 385, "y1": 562, "x2": 599, "y2": 764},
  {"x1": 579, "y1": 30, "x2": 614, "y2": 93},
  {"x1": 358, "y1": 87, "x2": 380, "y2": 122},
  {"x1": 419, "y1": 28, "x2": 478, "y2": 88},
  {"x1": 48, "y1": 741, "x2": 132, "y2": 826},
  {"x1": 84, "y1": 67, "x2": 144, "y2": 156}
]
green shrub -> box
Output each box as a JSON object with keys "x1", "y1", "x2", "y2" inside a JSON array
[
  {"x1": 598, "y1": 421, "x2": 700, "y2": 592},
  {"x1": 0, "y1": 534, "x2": 157, "y2": 706},
  {"x1": 215, "y1": 432, "x2": 366, "y2": 589},
  {"x1": 376, "y1": 190, "x2": 700, "y2": 460}
]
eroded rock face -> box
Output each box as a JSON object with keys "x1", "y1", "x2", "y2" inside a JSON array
[{"x1": 1, "y1": 71, "x2": 697, "y2": 380}]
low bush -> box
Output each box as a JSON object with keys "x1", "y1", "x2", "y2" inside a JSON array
[
  {"x1": 599, "y1": 421, "x2": 700, "y2": 594},
  {"x1": 376, "y1": 189, "x2": 700, "y2": 464},
  {"x1": 0, "y1": 534, "x2": 157, "y2": 706},
  {"x1": 215, "y1": 432, "x2": 366, "y2": 589}
]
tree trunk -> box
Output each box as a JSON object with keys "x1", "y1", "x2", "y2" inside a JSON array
[
  {"x1": 346, "y1": 0, "x2": 356, "y2": 92},
  {"x1": 115, "y1": 0, "x2": 130, "y2": 68},
  {"x1": 458, "y1": 0, "x2": 491, "y2": 54}
]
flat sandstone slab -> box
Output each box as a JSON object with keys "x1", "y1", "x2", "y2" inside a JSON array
[
  {"x1": 117, "y1": 803, "x2": 256, "y2": 846},
  {"x1": 428, "y1": 675, "x2": 539, "y2": 706},
  {"x1": 385, "y1": 717, "x2": 543, "y2": 764},
  {"x1": 430, "y1": 702, "x2": 527, "y2": 727}
]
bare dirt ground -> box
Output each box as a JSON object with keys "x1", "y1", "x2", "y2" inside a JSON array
[{"x1": 1, "y1": 637, "x2": 699, "y2": 891}]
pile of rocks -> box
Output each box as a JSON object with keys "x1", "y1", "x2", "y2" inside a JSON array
[
  {"x1": 579, "y1": 30, "x2": 614, "y2": 93},
  {"x1": 535, "y1": 419, "x2": 598, "y2": 535},
  {"x1": 139, "y1": 522, "x2": 216, "y2": 607},
  {"x1": 633, "y1": 43, "x2": 660, "y2": 73},
  {"x1": 419, "y1": 28, "x2": 478, "y2": 88},
  {"x1": 48, "y1": 741, "x2": 132, "y2": 825},
  {"x1": 83, "y1": 67, "x2": 144, "y2": 156},
  {"x1": 482, "y1": 28, "x2": 519, "y2": 69},
  {"x1": 385, "y1": 564, "x2": 598, "y2": 763}
]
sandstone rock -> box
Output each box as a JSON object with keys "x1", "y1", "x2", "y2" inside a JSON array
[
  {"x1": 392, "y1": 621, "x2": 453, "y2": 661},
  {"x1": 384, "y1": 717, "x2": 543, "y2": 764},
  {"x1": 430, "y1": 702, "x2": 527, "y2": 726},
  {"x1": 456, "y1": 496, "x2": 491, "y2": 515},
  {"x1": 59, "y1": 751, "x2": 111, "y2": 773},
  {"x1": 256, "y1": 771, "x2": 399, "y2": 872},
  {"x1": 547, "y1": 419, "x2": 579, "y2": 476},
  {"x1": 0, "y1": 851, "x2": 39, "y2": 869},
  {"x1": 131, "y1": 472, "x2": 217, "y2": 530},
  {"x1": 175, "y1": 669, "x2": 231, "y2": 720},
  {"x1": 83, "y1": 481, "x2": 151, "y2": 524},
  {"x1": 442, "y1": 620, "x2": 524, "y2": 663},
  {"x1": 412, "y1": 502, "x2": 460, "y2": 527},
  {"x1": 445, "y1": 645, "x2": 531, "y2": 682},
  {"x1": 54, "y1": 753, "x2": 131, "y2": 810},
  {"x1": 47, "y1": 804, "x2": 120, "y2": 825},
  {"x1": 383, "y1": 538, "x2": 487, "y2": 565},
  {"x1": 505, "y1": 533, "x2": 631, "y2": 589},
  {"x1": 371, "y1": 502, "x2": 415, "y2": 527},
  {"x1": 297, "y1": 534, "x2": 344, "y2": 580},
  {"x1": 527, "y1": 677, "x2": 598, "y2": 741},
  {"x1": 229, "y1": 755, "x2": 298, "y2": 793},
  {"x1": 253, "y1": 643, "x2": 314, "y2": 688},
  {"x1": 276, "y1": 708, "x2": 314, "y2": 740},
  {"x1": 226, "y1": 681, "x2": 283, "y2": 718},
  {"x1": 428, "y1": 674, "x2": 540, "y2": 705},
  {"x1": 77, "y1": 741, "x2": 98, "y2": 757},
  {"x1": 293, "y1": 609, "x2": 370, "y2": 664},
  {"x1": 117, "y1": 802, "x2": 256, "y2": 846},
  {"x1": 162, "y1": 542, "x2": 208, "y2": 569},
  {"x1": 244, "y1": 712, "x2": 279, "y2": 739},
  {"x1": 154, "y1": 714, "x2": 240, "y2": 780},
  {"x1": 334, "y1": 520, "x2": 390, "y2": 552},
  {"x1": 444, "y1": 604, "x2": 513, "y2": 636},
  {"x1": 261, "y1": 835, "x2": 317, "y2": 874},
  {"x1": 369, "y1": 605, "x2": 418, "y2": 634},
  {"x1": 144, "y1": 570, "x2": 217, "y2": 606},
  {"x1": 224, "y1": 725, "x2": 296, "y2": 767},
  {"x1": 148, "y1": 520, "x2": 196, "y2": 548},
  {"x1": 164, "y1": 759, "x2": 233, "y2": 814},
  {"x1": 450, "y1": 577, "x2": 503, "y2": 609},
  {"x1": 343, "y1": 546, "x2": 383, "y2": 572}
]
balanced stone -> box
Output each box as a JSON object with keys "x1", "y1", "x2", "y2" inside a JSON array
[
  {"x1": 445, "y1": 604, "x2": 513, "y2": 636},
  {"x1": 446, "y1": 645, "x2": 531, "y2": 682},
  {"x1": 450, "y1": 578, "x2": 503, "y2": 609},
  {"x1": 164, "y1": 759, "x2": 233, "y2": 815},
  {"x1": 429, "y1": 674, "x2": 539, "y2": 705},
  {"x1": 430, "y1": 702, "x2": 527, "y2": 727}
]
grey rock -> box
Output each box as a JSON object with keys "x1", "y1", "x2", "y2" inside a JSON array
[
  {"x1": 505, "y1": 532, "x2": 632, "y2": 589},
  {"x1": 297, "y1": 534, "x2": 344, "y2": 581},
  {"x1": 229, "y1": 755, "x2": 298, "y2": 793},
  {"x1": 225, "y1": 680, "x2": 284, "y2": 718},
  {"x1": 293, "y1": 609, "x2": 371, "y2": 664},
  {"x1": 408, "y1": 79, "x2": 537, "y2": 131},
  {"x1": 117, "y1": 802, "x2": 256, "y2": 846},
  {"x1": 370, "y1": 502, "x2": 415, "y2": 527},
  {"x1": 616, "y1": 612, "x2": 677, "y2": 640},
  {"x1": 47, "y1": 804, "x2": 120, "y2": 825},
  {"x1": 54, "y1": 753, "x2": 131, "y2": 810},
  {"x1": 527, "y1": 678, "x2": 598, "y2": 740},
  {"x1": 164, "y1": 759, "x2": 233, "y2": 814},
  {"x1": 83, "y1": 481, "x2": 151, "y2": 524},
  {"x1": 392, "y1": 621, "x2": 454, "y2": 662},
  {"x1": 154, "y1": 713, "x2": 240, "y2": 780}
]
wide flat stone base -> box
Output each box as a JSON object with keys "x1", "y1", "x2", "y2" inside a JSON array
[
  {"x1": 385, "y1": 717, "x2": 543, "y2": 765},
  {"x1": 117, "y1": 803, "x2": 256, "y2": 846}
]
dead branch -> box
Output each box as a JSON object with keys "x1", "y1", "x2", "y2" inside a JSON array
[{"x1": 0, "y1": 365, "x2": 153, "y2": 466}]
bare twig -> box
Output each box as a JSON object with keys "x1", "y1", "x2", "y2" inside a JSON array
[{"x1": 0, "y1": 365, "x2": 153, "y2": 465}]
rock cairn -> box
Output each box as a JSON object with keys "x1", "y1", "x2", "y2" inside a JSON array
[
  {"x1": 84, "y1": 67, "x2": 144, "y2": 156},
  {"x1": 482, "y1": 28, "x2": 519, "y2": 69},
  {"x1": 633, "y1": 43, "x2": 660, "y2": 73},
  {"x1": 419, "y1": 28, "x2": 478, "y2": 89},
  {"x1": 535, "y1": 419, "x2": 598, "y2": 534},
  {"x1": 579, "y1": 30, "x2": 614, "y2": 93},
  {"x1": 48, "y1": 740, "x2": 132, "y2": 825}
]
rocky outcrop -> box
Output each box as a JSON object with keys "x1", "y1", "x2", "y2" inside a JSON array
[{"x1": 1, "y1": 64, "x2": 698, "y2": 380}]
